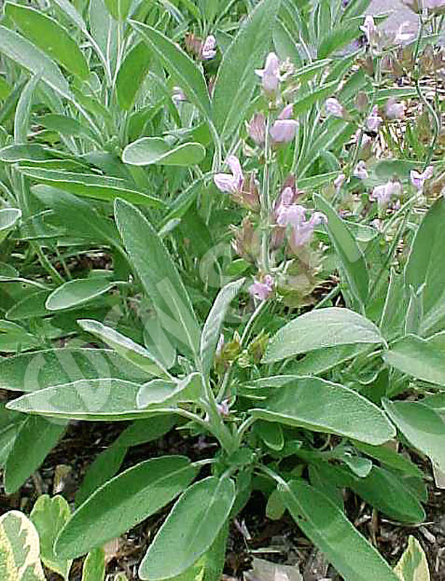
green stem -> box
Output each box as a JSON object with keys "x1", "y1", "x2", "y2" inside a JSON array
[{"x1": 261, "y1": 112, "x2": 272, "y2": 273}]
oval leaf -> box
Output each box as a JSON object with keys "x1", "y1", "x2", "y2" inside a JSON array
[
  {"x1": 251, "y1": 376, "x2": 395, "y2": 445},
  {"x1": 279, "y1": 479, "x2": 399, "y2": 581},
  {"x1": 139, "y1": 476, "x2": 235, "y2": 580},
  {"x1": 0, "y1": 511, "x2": 45, "y2": 580},
  {"x1": 46, "y1": 278, "x2": 115, "y2": 311},
  {"x1": 263, "y1": 307, "x2": 382, "y2": 363},
  {"x1": 55, "y1": 456, "x2": 197, "y2": 559},
  {"x1": 122, "y1": 138, "x2": 206, "y2": 167}
]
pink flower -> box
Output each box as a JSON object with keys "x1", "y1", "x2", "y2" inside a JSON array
[
  {"x1": 255, "y1": 53, "x2": 281, "y2": 96},
  {"x1": 370, "y1": 180, "x2": 402, "y2": 207},
  {"x1": 353, "y1": 161, "x2": 369, "y2": 180},
  {"x1": 410, "y1": 166, "x2": 434, "y2": 191},
  {"x1": 277, "y1": 204, "x2": 327, "y2": 249},
  {"x1": 360, "y1": 15, "x2": 380, "y2": 47},
  {"x1": 248, "y1": 113, "x2": 266, "y2": 145},
  {"x1": 201, "y1": 35, "x2": 217, "y2": 60},
  {"x1": 214, "y1": 156, "x2": 244, "y2": 194},
  {"x1": 325, "y1": 98, "x2": 344, "y2": 118},
  {"x1": 366, "y1": 106, "x2": 382, "y2": 132},
  {"x1": 394, "y1": 21, "x2": 416, "y2": 45},
  {"x1": 270, "y1": 105, "x2": 298, "y2": 144},
  {"x1": 334, "y1": 173, "x2": 346, "y2": 191},
  {"x1": 249, "y1": 274, "x2": 274, "y2": 301},
  {"x1": 385, "y1": 98, "x2": 405, "y2": 120}
]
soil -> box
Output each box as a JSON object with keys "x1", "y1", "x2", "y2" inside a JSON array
[{"x1": 1, "y1": 420, "x2": 444, "y2": 581}]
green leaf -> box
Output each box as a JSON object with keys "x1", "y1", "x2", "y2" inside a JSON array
[
  {"x1": 0, "y1": 208, "x2": 21, "y2": 243},
  {"x1": 116, "y1": 41, "x2": 151, "y2": 110},
  {"x1": 251, "y1": 376, "x2": 395, "y2": 445},
  {"x1": 38, "y1": 114, "x2": 93, "y2": 137},
  {"x1": 0, "y1": 348, "x2": 147, "y2": 393},
  {"x1": 279, "y1": 479, "x2": 399, "y2": 581},
  {"x1": 318, "y1": 22, "x2": 361, "y2": 59},
  {"x1": 293, "y1": 80, "x2": 340, "y2": 116},
  {"x1": 394, "y1": 536, "x2": 430, "y2": 581},
  {"x1": 21, "y1": 168, "x2": 166, "y2": 208},
  {"x1": 82, "y1": 547, "x2": 105, "y2": 581},
  {"x1": 5, "y1": 2, "x2": 89, "y2": 80},
  {"x1": 354, "y1": 442, "x2": 424, "y2": 478},
  {"x1": 384, "y1": 334, "x2": 445, "y2": 386},
  {"x1": 383, "y1": 399, "x2": 445, "y2": 472},
  {"x1": 14, "y1": 73, "x2": 40, "y2": 144},
  {"x1": 104, "y1": 0, "x2": 132, "y2": 20},
  {"x1": 55, "y1": 456, "x2": 197, "y2": 559},
  {"x1": 0, "y1": 510, "x2": 46, "y2": 580},
  {"x1": 45, "y1": 278, "x2": 115, "y2": 311},
  {"x1": 200, "y1": 278, "x2": 244, "y2": 376},
  {"x1": 137, "y1": 373, "x2": 201, "y2": 409},
  {"x1": 130, "y1": 20, "x2": 211, "y2": 120},
  {"x1": 30, "y1": 495, "x2": 72, "y2": 579},
  {"x1": 0, "y1": 25, "x2": 71, "y2": 99},
  {"x1": 114, "y1": 199, "x2": 200, "y2": 358},
  {"x1": 7, "y1": 379, "x2": 147, "y2": 421},
  {"x1": 122, "y1": 137, "x2": 206, "y2": 166},
  {"x1": 212, "y1": 0, "x2": 281, "y2": 138},
  {"x1": 4, "y1": 415, "x2": 66, "y2": 493},
  {"x1": 405, "y1": 198, "x2": 445, "y2": 335},
  {"x1": 139, "y1": 476, "x2": 235, "y2": 580},
  {"x1": 263, "y1": 307, "x2": 382, "y2": 363},
  {"x1": 349, "y1": 466, "x2": 425, "y2": 523},
  {"x1": 78, "y1": 319, "x2": 168, "y2": 378},
  {"x1": 315, "y1": 194, "x2": 369, "y2": 305}
]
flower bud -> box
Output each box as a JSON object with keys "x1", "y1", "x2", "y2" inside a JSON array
[
  {"x1": 255, "y1": 52, "x2": 281, "y2": 97},
  {"x1": 247, "y1": 113, "x2": 266, "y2": 145},
  {"x1": 385, "y1": 98, "x2": 405, "y2": 120},
  {"x1": 249, "y1": 274, "x2": 274, "y2": 301},
  {"x1": 325, "y1": 98, "x2": 345, "y2": 118}
]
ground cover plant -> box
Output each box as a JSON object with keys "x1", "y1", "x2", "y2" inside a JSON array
[{"x1": 0, "y1": 0, "x2": 445, "y2": 579}]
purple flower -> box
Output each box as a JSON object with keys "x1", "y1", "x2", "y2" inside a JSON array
[
  {"x1": 255, "y1": 52, "x2": 281, "y2": 96},
  {"x1": 249, "y1": 274, "x2": 274, "y2": 301},
  {"x1": 248, "y1": 113, "x2": 266, "y2": 145},
  {"x1": 366, "y1": 106, "x2": 382, "y2": 132},
  {"x1": 353, "y1": 161, "x2": 369, "y2": 180},
  {"x1": 411, "y1": 166, "x2": 434, "y2": 191},
  {"x1": 370, "y1": 180, "x2": 402, "y2": 207},
  {"x1": 325, "y1": 98, "x2": 344, "y2": 118},
  {"x1": 201, "y1": 35, "x2": 217, "y2": 60},
  {"x1": 385, "y1": 98, "x2": 405, "y2": 120},
  {"x1": 270, "y1": 105, "x2": 299, "y2": 144},
  {"x1": 214, "y1": 156, "x2": 244, "y2": 194}
]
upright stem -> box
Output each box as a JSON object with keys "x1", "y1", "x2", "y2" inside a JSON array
[{"x1": 261, "y1": 112, "x2": 272, "y2": 273}]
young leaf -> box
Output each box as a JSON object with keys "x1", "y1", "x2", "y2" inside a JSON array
[
  {"x1": 5, "y1": 2, "x2": 89, "y2": 80},
  {"x1": 122, "y1": 137, "x2": 206, "y2": 167},
  {"x1": 4, "y1": 415, "x2": 66, "y2": 493},
  {"x1": 394, "y1": 536, "x2": 431, "y2": 581},
  {"x1": 114, "y1": 199, "x2": 201, "y2": 358},
  {"x1": 55, "y1": 456, "x2": 197, "y2": 559},
  {"x1": 78, "y1": 319, "x2": 168, "y2": 378},
  {"x1": 82, "y1": 547, "x2": 105, "y2": 581},
  {"x1": 384, "y1": 334, "x2": 445, "y2": 386},
  {"x1": 14, "y1": 74, "x2": 40, "y2": 144},
  {"x1": 200, "y1": 278, "x2": 245, "y2": 376},
  {"x1": 104, "y1": 0, "x2": 132, "y2": 20},
  {"x1": 115, "y1": 41, "x2": 151, "y2": 110},
  {"x1": 130, "y1": 20, "x2": 211, "y2": 120},
  {"x1": 0, "y1": 511, "x2": 46, "y2": 580},
  {"x1": 383, "y1": 399, "x2": 445, "y2": 472},
  {"x1": 30, "y1": 495, "x2": 72, "y2": 579},
  {"x1": 251, "y1": 376, "x2": 395, "y2": 445},
  {"x1": 45, "y1": 278, "x2": 115, "y2": 311},
  {"x1": 0, "y1": 208, "x2": 21, "y2": 243},
  {"x1": 212, "y1": 0, "x2": 281, "y2": 138},
  {"x1": 139, "y1": 476, "x2": 235, "y2": 580},
  {"x1": 263, "y1": 307, "x2": 382, "y2": 363},
  {"x1": 315, "y1": 194, "x2": 369, "y2": 305},
  {"x1": 0, "y1": 347, "x2": 147, "y2": 393},
  {"x1": 279, "y1": 479, "x2": 399, "y2": 581},
  {"x1": 405, "y1": 198, "x2": 445, "y2": 335},
  {"x1": 0, "y1": 25, "x2": 71, "y2": 99},
  {"x1": 21, "y1": 168, "x2": 166, "y2": 208}
]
